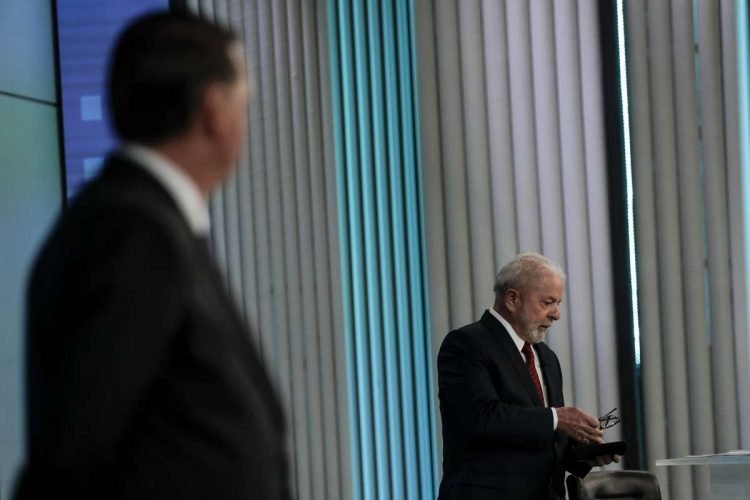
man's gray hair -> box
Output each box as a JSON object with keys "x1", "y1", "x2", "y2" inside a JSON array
[{"x1": 493, "y1": 252, "x2": 566, "y2": 297}]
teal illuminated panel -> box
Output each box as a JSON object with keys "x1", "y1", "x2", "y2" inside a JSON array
[
  {"x1": 327, "y1": 0, "x2": 437, "y2": 498},
  {"x1": 0, "y1": 94, "x2": 62, "y2": 500}
]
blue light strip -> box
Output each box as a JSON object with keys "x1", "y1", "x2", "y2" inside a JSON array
[
  {"x1": 352, "y1": 0, "x2": 390, "y2": 495},
  {"x1": 370, "y1": 1, "x2": 405, "y2": 497},
  {"x1": 616, "y1": 0, "x2": 642, "y2": 366},
  {"x1": 327, "y1": 0, "x2": 436, "y2": 498},
  {"x1": 327, "y1": 0, "x2": 364, "y2": 496},
  {"x1": 406, "y1": 0, "x2": 440, "y2": 487},
  {"x1": 396, "y1": 0, "x2": 435, "y2": 495},
  {"x1": 737, "y1": 0, "x2": 750, "y2": 381}
]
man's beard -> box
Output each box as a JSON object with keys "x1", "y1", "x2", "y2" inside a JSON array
[
  {"x1": 526, "y1": 325, "x2": 547, "y2": 344},
  {"x1": 517, "y1": 304, "x2": 549, "y2": 344}
]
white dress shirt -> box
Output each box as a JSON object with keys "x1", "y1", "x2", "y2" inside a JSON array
[
  {"x1": 488, "y1": 306, "x2": 559, "y2": 430},
  {"x1": 122, "y1": 144, "x2": 210, "y2": 236}
]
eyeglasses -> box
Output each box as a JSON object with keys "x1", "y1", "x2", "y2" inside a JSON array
[{"x1": 598, "y1": 408, "x2": 621, "y2": 430}]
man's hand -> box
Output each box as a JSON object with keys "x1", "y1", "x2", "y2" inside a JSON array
[
  {"x1": 555, "y1": 406, "x2": 603, "y2": 444},
  {"x1": 585, "y1": 454, "x2": 621, "y2": 467}
]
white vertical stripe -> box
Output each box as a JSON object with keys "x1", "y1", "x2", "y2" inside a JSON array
[
  {"x1": 530, "y1": 0, "x2": 573, "y2": 403},
  {"x1": 506, "y1": 0, "x2": 541, "y2": 251},
  {"x1": 433, "y1": 0, "x2": 474, "y2": 325},
  {"x1": 624, "y1": 0, "x2": 670, "y2": 492},
  {"x1": 647, "y1": 2, "x2": 693, "y2": 497},
  {"x1": 578, "y1": 0, "x2": 621, "y2": 431},
  {"x1": 458, "y1": 0, "x2": 495, "y2": 319},
  {"x1": 669, "y1": 2, "x2": 714, "y2": 497},
  {"x1": 482, "y1": 0, "x2": 518, "y2": 266},
  {"x1": 415, "y1": 0, "x2": 450, "y2": 357},
  {"x1": 723, "y1": 0, "x2": 750, "y2": 452},
  {"x1": 698, "y1": 0, "x2": 740, "y2": 455}
]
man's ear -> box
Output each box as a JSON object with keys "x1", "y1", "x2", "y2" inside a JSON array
[
  {"x1": 505, "y1": 289, "x2": 520, "y2": 313},
  {"x1": 198, "y1": 83, "x2": 226, "y2": 138}
]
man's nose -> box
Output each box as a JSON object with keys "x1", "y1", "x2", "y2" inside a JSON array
[{"x1": 549, "y1": 306, "x2": 561, "y2": 321}]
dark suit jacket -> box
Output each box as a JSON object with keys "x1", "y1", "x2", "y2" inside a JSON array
[
  {"x1": 14, "y1": 154, "x2": 288, "y2": 499},
  {"x1": 437, "y1": 310, "x2": 590, "y2": 500}
]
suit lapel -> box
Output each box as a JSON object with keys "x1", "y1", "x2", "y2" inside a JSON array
[
  {"x1": 535, "y1": 345, "x2": 563, "y2": 407},
  {"x1": 480, "y1": 311, "x2": 545, "y2": 407}
]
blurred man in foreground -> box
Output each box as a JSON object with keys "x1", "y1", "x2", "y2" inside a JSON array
[
  {"x1": 15, "y1": 11, "x2": 288, "y2": 499},
  {"x1": 437, "y1": 252, "x2": 617, "y2": 499}
]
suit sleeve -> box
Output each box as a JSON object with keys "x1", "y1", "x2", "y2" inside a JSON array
[
  {"x1": 437, "y1": 331, "x2": 554, "y2": 448},
  {"x1": 25, "y1": 208, "x2": 187, "y2": 494},
  {"x1": 544, "y1": 351, "x2": 593, "y2": 478}
]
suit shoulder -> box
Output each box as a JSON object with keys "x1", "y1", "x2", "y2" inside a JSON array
[
  {"x1": 535, "y1": 341, "x2": 562, "y2": 367},
  {"x1": 534, "y1": 341, "x2": 557, "y2": 358},
  {"x1": 438, "y1": 320, "x2": 486, "y2": 353}
]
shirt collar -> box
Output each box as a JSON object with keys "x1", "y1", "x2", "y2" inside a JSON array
[
  {"x1": 488, "y1": 305, "x2": 526, "y2": 354},
  {"x1": 121, "y1": 144, "x2": 210, "y2": 236}
]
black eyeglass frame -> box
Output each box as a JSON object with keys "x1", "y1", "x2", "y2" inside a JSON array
[{"x1": 598, "y1": 407, "x2": 621, "y2": 430}]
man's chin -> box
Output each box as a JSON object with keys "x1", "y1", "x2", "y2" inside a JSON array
[{"x1": 528, "y1": 328, "x2": 547, "y2": 344}]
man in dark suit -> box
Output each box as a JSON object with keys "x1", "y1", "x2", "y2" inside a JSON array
[
  {"x1": 437, "y1": 252, "x2": 617, "y2": 499},
  {"x1": 14, "y1": 12, "x2": 288, "y2": 499}
]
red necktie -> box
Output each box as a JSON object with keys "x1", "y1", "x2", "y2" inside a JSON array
[{"x1": 522, "y1": 342, "x2": 545, "y2": 405}]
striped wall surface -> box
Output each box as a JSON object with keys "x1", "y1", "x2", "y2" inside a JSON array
[
  {"x1": 183, "y1": 1, "x2": 351, "y2": 499},
  {"x1": 623, "y1": 1, "x2": 748, "y2": 498},
  {"x1": 327, "y1": 0, "x2": 437, "y2": 498},
  {"x1": 414, "y1": 0, "x2": 622, "y2": 462}
]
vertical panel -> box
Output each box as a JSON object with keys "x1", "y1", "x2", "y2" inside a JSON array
[
  {"x1": 0, "y1": 96, "x2": 62, "y2": 500},
  {"x1": 328, "y1": 0, "x2": 437, "y2": 498},
  {"x1": 386, "y1": 2, "x2": 420, "y2": 497},
  {"x1": 313, "y1": 0, "x2": 352, "y2": 496},
  {"x1": 376, "y1": 1, "x2": 405, "y2": 497},
  {"x1": 736, "y1": 0, "x2": 750, "y2": 452},
  {"x1": 354, "y1": 0, "x2": 390, "y2": 495},
  {"x1": 506, "y1": 0, "x2": 541, "y2": 251},
  {"x1": 0, "y1": 4, "x2": 61, "y2": 498},
  {"x1": 220, "y1": 0, "x2": 246, "y2": 308},
  {"x1": 624, "y1": 2, "x2": 670, "y2": 492},
  {"x1": 235, "y1": 0, "x2": 261, "y2": 343},
  {"x1": 457, "y1": 1, "x2": 494, "y2": 315},
  {"x1": 327, "y1": 0, "x2": 362, "y2": 496},
  {"x1": 697, "y1": 0, "x2": 740, "y2": 453},
  {"x1": 670, "y1": 1, "x2": 714, "y2": 497},
  {"x1": 531, "y1": 0, "x2": 565, "y2": 262},
  {"x1": 531, "y1": 0, "x2": 573, "y2": 403},
  {"x1": 0, "y1": 0, "x2": 57, "y2": 101},
  {"x1": 482, "y1": 0, "x2": 518, "y2": 266},
  {"x1": 647, "y1": 1, "x2": 693, "y2": 497},
  {"x1": 555, "y1": 0, "x2": 599, "y2": 413},
  {"x1": 414, "y1": 0, "x2": 450, "y2": 364},
  {"x1": 578, "y1": 0, "x2": 621, "y2": 431},
  {"x1": 289, "y1": 0, "x2": 326, "y2": 498},
  {"x1": 433, "y1": 1, "x2": 473, "y2": 324},
  {"x1": 190, "y1": 1, "x2": 351, "y2": 498},
  {"x1": 287, "y1": 1, "x2": 320, "y2": 498},
  {"x1": 400, "y1": 0, "x2": 436, "y2": 492},
  {"x1": 248, "y1": 0, "x2": 276, "y2": 373}
]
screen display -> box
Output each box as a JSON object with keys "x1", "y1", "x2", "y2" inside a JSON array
[{"x1": 54, "y1": 0, "x2": 169, "y2": 200}]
